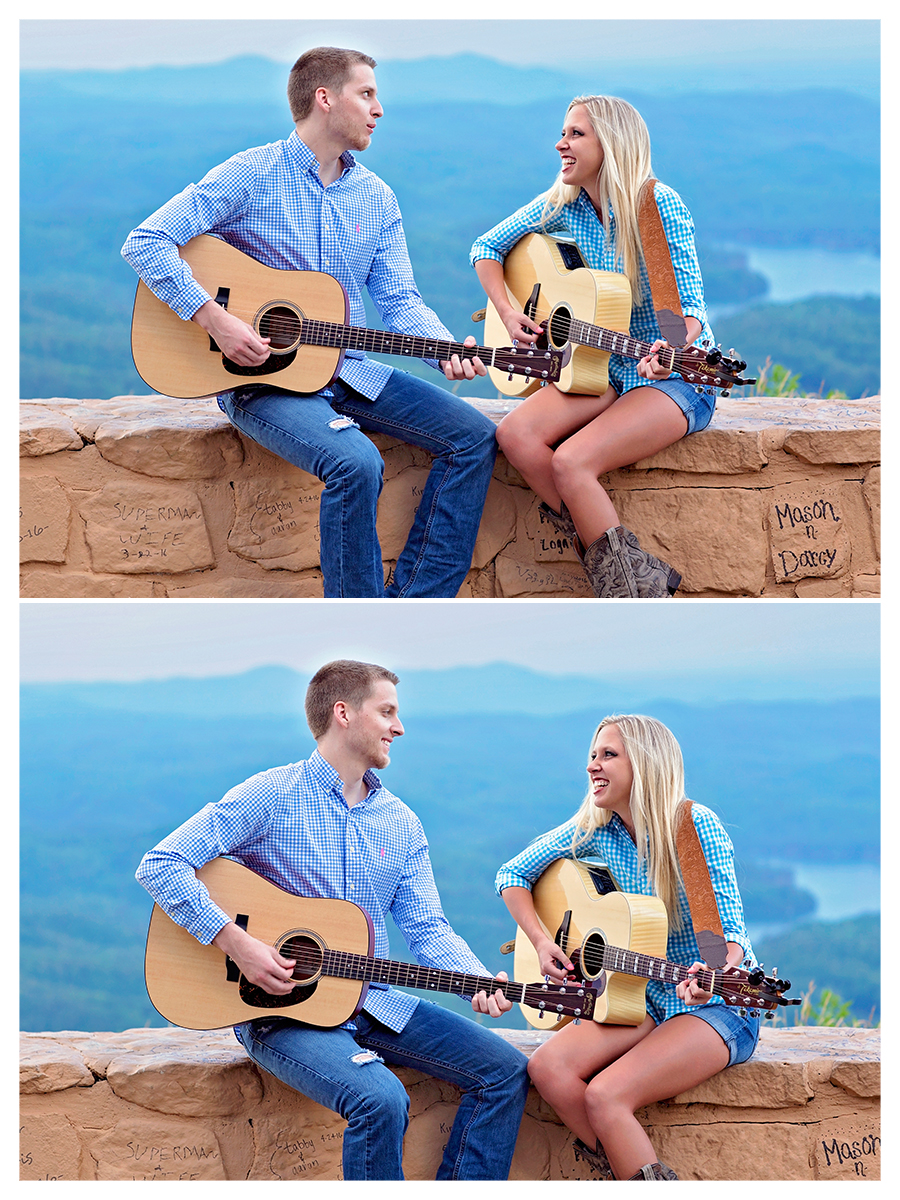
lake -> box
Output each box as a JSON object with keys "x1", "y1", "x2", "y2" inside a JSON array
[
  {"x1": 741, "y1": 246, "x2": 880, "y2": 303},
  {"x1": 747, "y1": 861, "x2": 880, "y2": 943},
  {"x1": 709, "y1": 245, "x2": 880, "y2": 321}
]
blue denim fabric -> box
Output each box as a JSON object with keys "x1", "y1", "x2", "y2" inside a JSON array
[
  {"x1": 219, "y1": 371, "x2": 497, "y2": 598},
  {"x1": 234, "y1": 1003, "x2": 529, "y2": 1180},
  {"x1": 685, "y1": 1002, "x2": 761, "y2": 1066},
  {"x1": 640, "y1": 377, "x2": 717, "y2": 435}
]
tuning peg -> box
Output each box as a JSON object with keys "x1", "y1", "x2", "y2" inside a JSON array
[{"x1": 765, "y1": 1012, "x2": 775, "y2": 1020}]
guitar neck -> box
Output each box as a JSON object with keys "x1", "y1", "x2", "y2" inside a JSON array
[
  {"x1": 322, "y1": 947, "x2": 527, "y2": 1003},
  {"x1": 301, "y1": 318, "x2": 496, "y2": 367},
  {"x1": 600, "y1": 944, "x2": 715, "y2": 994},
  {"x1": 567, "y1": 317, "x2": 681, "y2": 372}
]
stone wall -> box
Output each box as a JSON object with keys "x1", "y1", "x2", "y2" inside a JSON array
[
  {"x1": 20, "y1": 1025, "x2": 880, "y2": 1181},
  {"x1": 20, "y1": 393, "x2": 879, "y2": 598}
]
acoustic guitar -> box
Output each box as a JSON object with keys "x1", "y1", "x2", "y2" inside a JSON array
[
  {"x1": 483, "y1": 233, "x2": 756, "y2": 398},
  {"x1": 143, "y1": 857, "x2": 599, "y2": 1030},
  {"x1": 512, "y1": 858, "x2": 799, "y2": 1029},
  {"x1": 131, "y1": 234, "x2": 566, "y2": 399}
]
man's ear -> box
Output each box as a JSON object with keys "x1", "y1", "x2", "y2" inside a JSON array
[
  {"x1": 332, "y1": 700, "x2": 351, "y2": 728},
  {"x1": 314, "y1": 85, "x2": 332, "y2": 114}
]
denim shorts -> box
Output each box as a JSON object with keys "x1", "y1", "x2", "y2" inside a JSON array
[
  {"x1": 686, "y1": 1002, "x2": 761, "y2": 1066},
  {"x1": 649, "y1": 377, "x2": 717, "y2": 435}
]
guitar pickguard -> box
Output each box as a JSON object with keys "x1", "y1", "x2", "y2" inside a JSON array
[
  {"x1": 221, "y1": 350, "x2": 297, "y2": 378},
  {"x1": 239, "y1": 977, "x2": 319, "y2": 1009}
]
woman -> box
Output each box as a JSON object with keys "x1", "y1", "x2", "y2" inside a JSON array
[
  {"x1": 471, "y1": 96, "x2": 717, "y2": 597},
  {"x1": 495, "y1": 715, "x2": 759, "y2": 1180}
]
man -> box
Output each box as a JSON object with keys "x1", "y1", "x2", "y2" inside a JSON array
[
  {"x1": 136, "y1": 660, "x2": 529, "y2": 1180},
  {"x1": 122, "y1": 47, "x2": 497, "y2": 598}
]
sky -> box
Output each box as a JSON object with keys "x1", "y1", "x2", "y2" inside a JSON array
[
  {"x1": 18, "y1": 12, "x2": 881, "y2": 89},
  {"x1": 18, "y1": 599, "x2": 879, "y2": 701}
]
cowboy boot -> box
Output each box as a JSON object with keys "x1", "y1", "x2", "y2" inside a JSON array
[
  {"x1": 627, "y1": 1161, "x2": 680, "y2": 1179},
  {"x1": 573, "y1": 1138, "x2": 614, "y2": 1179},
  {"x1": 620, "y1": 527, "x2": 682, "y2": 597},
  {"x1": 583, "y1": 526, "x2": 639, "y2": 597}
]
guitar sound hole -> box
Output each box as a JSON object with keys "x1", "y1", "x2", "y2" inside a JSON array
[
  {"x1": 258, "y1": 305, "x2": 303, "y2": 351},
  {"x1": 547, "y1": 306, "x2": 572, "y2": 348},
  {"x1": 580, "y1": 931, "x2": 607, "y2": 981},
  {"x1": 281, "y1": 933, "x2": 323, "y2": 983}
]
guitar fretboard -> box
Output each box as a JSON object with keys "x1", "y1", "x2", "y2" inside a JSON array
[
  {"x1": 567, "y1": 317, "x2": 680, "y2": 372},
  {"x1": 298, "y1": 317, "x2": 556, "y2": 377},
  {"x1": 600, "y1": 944, "x2": 715, "y2": 994},
  {"x1": 319, "y1": 947, "x2": 528, "y2": 1002}
]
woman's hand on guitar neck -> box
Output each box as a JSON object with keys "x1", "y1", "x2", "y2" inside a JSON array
[
  {"x1": 192, "y1": 300, "x2": 271, "y2": 367},
  {"x1": 213, "y1": 920, "x2": 297, "y2": 995}
]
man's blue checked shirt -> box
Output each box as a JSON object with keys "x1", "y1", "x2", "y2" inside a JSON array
[
  {"x1": 495, "y1": 803, "x2": 755, "y2": 1025},
  {"x1": 121, "y1": 132, "x2": 455, "y2": 400},
  {"x1": 136, "y1": 750, "x2": 490, "y2": 1032},
  {"x1": 470, "y1": 184, "x2": 715, "y2": 397}
]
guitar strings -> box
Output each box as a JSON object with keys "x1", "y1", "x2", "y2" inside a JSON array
[
  {"x1": 214, "y1": 306, "x2": 550, "y2": 367},
  {"x1": 277, "y1": 940, "x2": 756, "y2": 1007}
]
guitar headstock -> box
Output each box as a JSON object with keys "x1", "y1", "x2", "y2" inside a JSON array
[
  {"x1": 492, "y1": 344, "x2": 569, "y2": 385},
  {"x1": 677, "y1": 345, "x2": 757, "y2": 393},
  {"x1": 522, "y1": 979, "x2": 599, "y2": 1020},
  {"x1": 716, "y1": 966, "x2": 801, "y2": 1012}
]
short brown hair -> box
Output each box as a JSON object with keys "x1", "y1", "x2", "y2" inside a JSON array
[
  {"x1": 305, "y1": 659, "x2": 398, "y2": 739},
  {"x1": 287, "y1": 47, "x2": 377, "y2": 122}
]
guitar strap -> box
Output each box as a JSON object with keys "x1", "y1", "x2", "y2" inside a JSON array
[
  {"x1": 675, "y1": 801, "x2": 729, "y2": 968},
  {"x1": 638, "y1": 179, "x2": 690, "y2": 348}
]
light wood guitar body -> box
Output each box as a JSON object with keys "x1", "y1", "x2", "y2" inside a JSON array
[
  {"x1": 485, "y1": 233, "x2": 632, "y2": 398},
  {"x1": 131, "y1": 236, "x2": 350, "y2": 399},
  {"x1": 513, "y1": 858, "x2": 668, "y2": 1028},
  {"x1": 145, "y1": 858, "x2": 375, "y2": 1029}
]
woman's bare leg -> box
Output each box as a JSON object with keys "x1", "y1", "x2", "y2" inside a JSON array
[
  {"x1": 583, "y1": 1014, "x2": 731, "y2": 1179},
  {"x1": 495, "y1": 382, "x2": 618, "y2": 512},
  {"x1": 551, "y1": 386, "x2": 688, "y2": 546},
  {"x1": 525, "y1": 1015, "x2": 657, "y2": 1148},
  {"x1": 527, "y1": 1013, "x2": 731, "y2": 1179}
]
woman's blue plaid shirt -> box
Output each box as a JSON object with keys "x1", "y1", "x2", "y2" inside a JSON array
[
  {"x1": 136, "y1": 750, "x2": 489, "y2": 1032},
  {"x1": 495, "y1": 803, "x2": 755, "y2": 1025},
  {"x1": 470, "y1": 183, "x2": 716, "y2": 397}
]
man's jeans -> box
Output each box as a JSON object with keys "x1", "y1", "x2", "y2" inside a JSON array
[
  {"x1": 234, "y1": 1002, "x2": 529, "y2": 1180},
  {"x1": 219, "y1": 371, "x2": 497, "y2": 598}
]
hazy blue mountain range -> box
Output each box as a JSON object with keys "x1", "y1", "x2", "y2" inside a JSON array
[
  {"x1": 20, "y1": 56, "x2": 878, "y2": 400},
  {"x1": 20, "y1": 666, "x2": 879, "y2": 1031}
]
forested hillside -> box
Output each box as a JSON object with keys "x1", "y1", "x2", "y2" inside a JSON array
[
  {"x1": 20, "y1": 668, "x2": 879, "y2": 1031},
  {"x1": 20, "y1": 57, "x2": 879, "y2": 400}
]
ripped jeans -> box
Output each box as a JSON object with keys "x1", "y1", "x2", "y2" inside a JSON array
[
  {"x1": 234, "y1": 1001, "x2": 529, "y2": 1180},
  {"x1": 218, "y1": 371, "x2": 497, "y2": 598}
]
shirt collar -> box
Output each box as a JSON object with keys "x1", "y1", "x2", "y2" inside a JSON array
[
  {"x1": 288, "y1": 130, "x2": 357, "y2": 180},
  {"x1": 308, "y1": 748, "x2": 383, "y2": 805}
]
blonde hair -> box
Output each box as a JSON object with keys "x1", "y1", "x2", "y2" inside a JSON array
[
  {"x1": 542, "y1": 95, "x2": 654, "y2": 305},
  {"x1": 571, "y1": 714, "x2": 686, "y2": 927}
]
